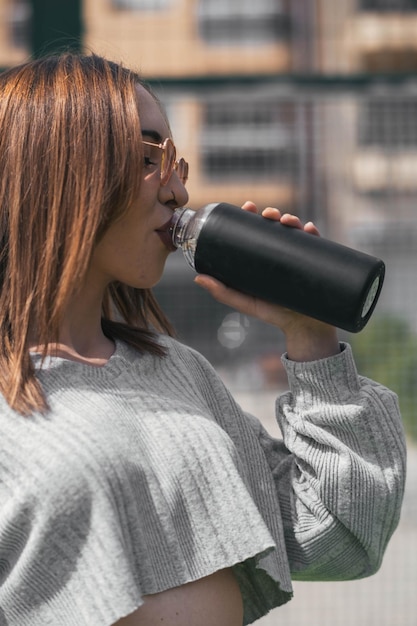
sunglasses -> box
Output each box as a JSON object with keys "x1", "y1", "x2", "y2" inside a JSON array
[{"x1": 142, "y1": 138, "x2": 189, "y2": 186}]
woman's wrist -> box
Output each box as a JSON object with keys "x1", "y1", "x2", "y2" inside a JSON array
[{"x1": 284, "y1": 321, "x2": 340, "y2": 362}]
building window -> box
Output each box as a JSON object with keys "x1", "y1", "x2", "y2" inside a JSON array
[
  {"x1": 8, "y1": 0, "x2": 31, "y2": 48},
  {"x1": 197, "y1": 0, "x2": 291, "y2": 45},
  {"x1": 111, "y1": 0, "x2": 171, "y2": 10},
  {"x1": 359, "y1": 98, "x2": 417, "y2": 148},
  {"x1": 359, "y1": 0, "x2": 417, "y2": 10},
  {"x1": 201, "y1": 97, "x2": 298, "y2": 180}
]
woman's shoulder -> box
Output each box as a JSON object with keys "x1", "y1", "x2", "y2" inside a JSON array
[
  {"x1": 156, "y1": 334, "x2": 225, "y2": 382},
  {"x1": 157, "y1": 333, "x2": 211, "y2": 361},
  {"x1": 120, "y1": 332, "x2": 218, "y2": 377}
]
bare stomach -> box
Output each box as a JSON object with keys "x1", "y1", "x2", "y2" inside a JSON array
[{"x1": 113, "y1": 568, "x2": 244, "y2": 626}]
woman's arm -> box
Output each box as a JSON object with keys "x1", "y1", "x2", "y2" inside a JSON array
[
  {"x1": 195, "y1": 203, "x2": 406, "y2": 581},
  {"x1": 251, "y1": 343, "x2": 407, "y2": 580}
]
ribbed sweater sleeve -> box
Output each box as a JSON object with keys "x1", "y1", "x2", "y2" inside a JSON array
[
  {"x1": 171, "y1": 340, "x2": 406, "y2": 582},
  {"x1": 254, "y1": 343, "x2": 406, "y2": 579}
]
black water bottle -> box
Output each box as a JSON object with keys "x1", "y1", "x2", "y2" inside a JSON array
[{"x1": 168, "y1": 202, "x2": 385, "y2": 333}]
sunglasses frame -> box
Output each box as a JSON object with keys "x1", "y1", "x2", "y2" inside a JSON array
[{"x1": 142, "y1": 138, "x2": 188, "y2": 186}]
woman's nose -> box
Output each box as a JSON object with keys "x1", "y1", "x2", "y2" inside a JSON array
[{"x1": 164, "y1": 170, "x2": 189, "y2": 208}]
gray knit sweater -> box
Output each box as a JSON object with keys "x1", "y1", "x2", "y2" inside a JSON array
[{"x1": 0, "y1": 337, "x2": 406, "y2": 626}]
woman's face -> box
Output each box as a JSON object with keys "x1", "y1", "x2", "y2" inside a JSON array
[{"x1": 89, "y1": 85, "x2": 189, "y2": 290}]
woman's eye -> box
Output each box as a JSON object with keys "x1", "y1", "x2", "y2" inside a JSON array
[{"x1": 144, "y1": 156, "x2": 157, "y2": 168}]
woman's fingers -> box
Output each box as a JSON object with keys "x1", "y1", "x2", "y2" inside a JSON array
[
  {"x1": 240, "y1": 201, "x2": 258, "y2": 213},
  {"x1": 241, "y1": 203, "x2": 319, "y2": 235}
]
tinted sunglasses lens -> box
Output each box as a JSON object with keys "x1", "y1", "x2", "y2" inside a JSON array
[
  {"x1": 161, "y1": 139, "x2": 176, "y2": 184},
  {"x1": 143, "y1": 142, "x2": 159, "y2": 164},
  {"x1": 175, "y1": 158, "x2": 189, "y2": 185}
]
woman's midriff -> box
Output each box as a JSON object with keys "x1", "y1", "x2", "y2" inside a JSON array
[{"x1": 113, "y1": 567, "x2": 244, "y2": 626}]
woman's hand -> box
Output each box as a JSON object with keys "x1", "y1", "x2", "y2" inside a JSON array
[{"x1": 194, "y1": 201, "x2": 340, "y2": 362}]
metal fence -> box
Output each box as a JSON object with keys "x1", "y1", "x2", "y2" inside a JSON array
[
  {"x1": 1, "y1": 0, "x2": 416, "y2": 624},
  {"x1": 153, "y1": 79, "x2": 417, "y2": 625},
  {"x1": 154, "y1": 79, "x2": 417, "y2": 437}
]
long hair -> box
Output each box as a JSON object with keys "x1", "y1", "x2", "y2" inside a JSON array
[{"x1": 0, "y1": 53, "x2": 174, "y2": 416}]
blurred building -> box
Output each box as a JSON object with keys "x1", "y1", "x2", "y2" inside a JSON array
[
  {"x1": 81, "y1": 0, "x2": 417, "y2": 241},
  {"x1": 2, "y1": 0, "x2": 417, "y2": 227},
  {"x1": 0, "y1": 0, "x2": 31, "y2": 67},
  {"x1": 1, "y1": 8, "x2": 415, "y2": 625},
  {"x1": 1, "y1": 0, "x2": 417, "y2": 359}
]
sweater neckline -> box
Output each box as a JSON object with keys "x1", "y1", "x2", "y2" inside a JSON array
[{"x1": 30, "y1": 339, "x2": 135, "y2": 377}]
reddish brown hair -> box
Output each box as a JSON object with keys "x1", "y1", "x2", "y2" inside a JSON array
[{"x1": 0, "y1": 53, "x2": 174, "y2": 415}]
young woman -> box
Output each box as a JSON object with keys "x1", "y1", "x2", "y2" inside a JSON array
[{"x1": 0, "y1": 54, "x2": 406, "y2": 626}]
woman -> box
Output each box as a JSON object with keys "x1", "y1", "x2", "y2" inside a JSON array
[{"x1": 0, "y1": 54, "x2": 406, "y2": 626}]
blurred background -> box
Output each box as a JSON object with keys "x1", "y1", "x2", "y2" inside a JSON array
[{"x1": 0, "y1": 1, "x2": 416, "y2": 623}]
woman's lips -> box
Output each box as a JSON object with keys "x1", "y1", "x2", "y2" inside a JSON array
[{"x1": 155, "y1": 213, "x2": 179, "y2": 252}]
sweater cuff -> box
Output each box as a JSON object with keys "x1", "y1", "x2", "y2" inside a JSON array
[{"x1": 281, "y1": 342, "x2": 361, "y2": 399}]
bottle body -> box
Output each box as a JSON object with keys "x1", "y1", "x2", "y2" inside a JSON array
[{"x1": 170, "y1": 202, "x2": 384, "y2": 333}]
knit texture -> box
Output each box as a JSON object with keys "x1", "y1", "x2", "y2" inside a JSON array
[{"x1": 0, "y1": 337, "x2": 406, "y2": 626}]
